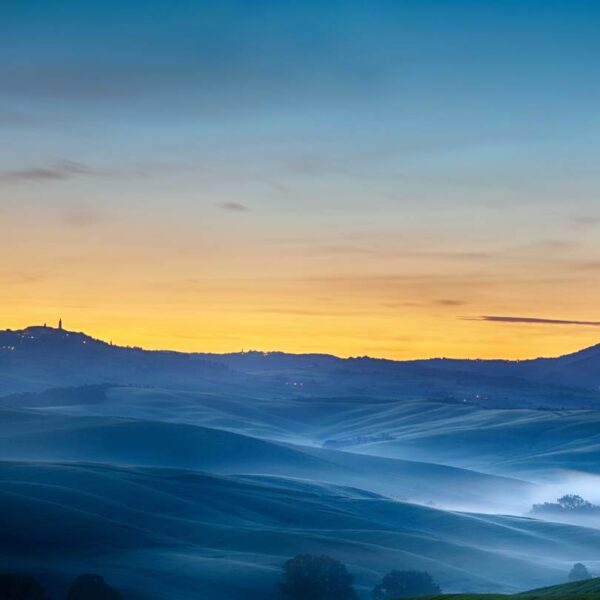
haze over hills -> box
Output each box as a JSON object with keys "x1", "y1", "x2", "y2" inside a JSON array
[
  {"x1": 4, "y1": 384, "x2": 600, "y2": 483},
  {"x1": 1, "y1": 324, "x2": 600, "y2": 598},
  {"x1": 0, "y1": 402, "x2": 534, "y2": 511}
]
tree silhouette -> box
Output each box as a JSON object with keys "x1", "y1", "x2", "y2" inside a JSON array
[
  {"x1": 278, "y1": 554, "x2": 357, "y2": 600},
  {"x1": 531, "y1": 494, "x2": 599, "y2": 515},
  {"x1": 0, "y1": 573, "x2": 47, "y2": 600},
  {"x1": 569, "y1": 563, "x2": 592, "y2": 582},
  {"x1": 67, "y1": 574, "x2": 122, "y2": 600},
  {"x1": 372, "y1": 570, "x2": 441, "y2": 599},
  {"x1": 558, "y1": 495, "x2": 594, "y2": 510}
]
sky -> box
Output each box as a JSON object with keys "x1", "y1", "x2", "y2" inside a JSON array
[{"x1": 2, "y1": 0, "x2": 600, "y2": 359}]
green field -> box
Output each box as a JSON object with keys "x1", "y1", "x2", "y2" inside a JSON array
[{"x1": 413, "y1": 577, "x2": 600, "y2": 600}]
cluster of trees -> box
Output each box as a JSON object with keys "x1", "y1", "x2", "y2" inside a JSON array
[
  {"x1": 532, "y1": 494, "x2": 600, "y2": 515},
  {"x1": 277, "y1": 554, "x2": 594, "y2": 599},
  {"x1": 0, "y1": 573, "x2": 121, "y2": 600},
  {"x1": 1, "y1": 557, "x2": 591, "y2": 598},
  {"x1": 278, "y1": 554, "x2": 441, "y2": 600}
]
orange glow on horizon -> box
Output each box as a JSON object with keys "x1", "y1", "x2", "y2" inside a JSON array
[
  {"x1": 4, "y1": 305, "x2": 600, "y2": 362},
  {"x1": 4, "y1": 188, "x2": 600, "y2": 361}
]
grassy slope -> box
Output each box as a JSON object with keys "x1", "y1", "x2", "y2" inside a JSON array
[{"x1": 413, "y1": 577, "x2": 600, "y2": 600}]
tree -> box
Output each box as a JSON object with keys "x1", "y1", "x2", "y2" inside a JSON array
[
  {"x1": 372, "y1": 570, "x2": 441, "y2": 599},
  {"x1": 569, "y1": 563, "x2": 592, "y2": 583},
  {"x1": 531, "y1": 494, "x2": 599, "y2": 515},
  {"x1": 0, "y1": 573, "x2": 47, "y2": 599},
  {"x1": 278, "y1": 554, "x2": 357, "y2": 600},
  {"x1": 67, "y1": 574, "x2": 122, "y2": 600},
  {"x1": 558, "y1": 495, "x2": 594, "y2": 511}
]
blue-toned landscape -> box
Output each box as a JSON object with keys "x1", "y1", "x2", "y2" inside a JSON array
[
  {"x1": 4, "y1": 0, "x2": 600, "y2": 598},
  {"x1": 1, "y1": 325, "x2": 600, "y2": 598}
]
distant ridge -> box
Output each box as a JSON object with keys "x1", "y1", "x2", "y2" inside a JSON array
[
  {"x1": 3, "y1": 323, "x2": 600, "y2": 362},
  {"x1": 0, "y1": 325, "x2": 599, "y2": 405}
]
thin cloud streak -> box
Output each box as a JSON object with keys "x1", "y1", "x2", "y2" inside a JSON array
[
  {"x1": 61, "y1": 206, "x2": 106, "y2": 228},
  {"x1": 219, "y1": 201, "x2": 250, "y2": 212},
  {"x1": 467, "y1": 315, "x2": 600, "y2": 327},
  {"x1": 0, "y1": 160, "x2": 91, "y2": 183}
]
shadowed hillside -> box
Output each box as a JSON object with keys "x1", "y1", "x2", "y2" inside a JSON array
[{"x1": 0, "y1": 462, "x2": 598, "y2": 599}]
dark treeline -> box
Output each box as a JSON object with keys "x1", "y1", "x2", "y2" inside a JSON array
[
  {"x1": 275, "y1": 554, "x2": 592, "y2": 600},
  {"x1": 277, "y1": 554, "x2": 441, "y2": 600},
  {"x1": 2, "y1": 557, "x2": 592, "y2": 599},
  {"x1": 532, "y1": 495, "x2": 600, "y2": 516},
  {"x1": 0, "y1": 573, "x2": 121, "y2": 600}
]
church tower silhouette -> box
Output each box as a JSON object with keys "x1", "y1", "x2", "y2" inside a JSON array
[{"x1": 58, "y1": 318, "x2": 63, "y2": 330}]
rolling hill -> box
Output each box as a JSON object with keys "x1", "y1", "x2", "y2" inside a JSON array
[
  {"x1": 7, "y1": 384, "x2": 600, "y2": 482},
  {"x1": 0, "y1": 461, "x2": 597, "y2": 599},
  {"x1": 0, "y1": 404, "x2": 532, "y2": 510}
]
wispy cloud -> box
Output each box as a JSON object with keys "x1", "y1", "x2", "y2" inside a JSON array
[
  {"x1": 436, "y1": 299, "x2": 466, "y2": 307},
  {"x1": 0, "y1": 110, "x2": 35, "y2": 126},
  {"x1": 466, "y1": 315, "x2": 600, "y2": 327},
  {"x1": 0, "y1": 160, "x2": 92, "y2": 183},
  {"x1": 61, "y1": 205, "x2": 105, "y2": 228},
  {"x1": 0, "y1": 271, "x2": 45, "y2": 285},
  {"x1": 570, "y1": 215, "x2": 600, "y2": 231},
  {"x1": 219, "y1": 201, "x2": 250, "y2": 212}
]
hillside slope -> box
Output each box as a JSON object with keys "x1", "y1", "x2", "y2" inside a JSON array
[
  {"x1": 8, "y1": 385, "x2": 599, "y2": 481},
  {"x1": 0, "y1": 462, "x2": 597, "y2": 599},
  {"x1": 0, "y1": 405, "x2": 532, "y2": 510},
  {"x1": 414, "y1": 577, "x2": 600, "y2": 600}
]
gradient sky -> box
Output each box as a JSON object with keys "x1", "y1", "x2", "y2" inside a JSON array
[{"x1": 2, "y1": 0, "x2": 600, "y2": 359}]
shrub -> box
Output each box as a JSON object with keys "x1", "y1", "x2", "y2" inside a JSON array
[
  {"x1": 372, "y1": 570, "x2": 441, "y2": 599},
  {"x1": 278, "y1": 554, "x2": 357, "y2": 600},
  {"x1": 569, "y1": 563, "x2": 592, "y2": 582},
  {"x1": 0, "y1": 573, "x2": 47, "y2": 600},
  {"x1": 67, "y1": 574, "x2": 122, "y2": 600}
]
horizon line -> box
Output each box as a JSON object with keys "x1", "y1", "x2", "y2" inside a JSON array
[{"x1": 5, "y1": 322, "x2": 598, "y2": 364}]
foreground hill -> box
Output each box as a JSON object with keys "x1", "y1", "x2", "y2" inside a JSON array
[
  {"x1": 0, "y1": 461, "x2": 597, "y2": 599},
  {"x1": 415, "y1": 577, "x2": 600, "y2": 599},
  {"x1": 521, "y1": 577, "x2": 600, "y2": 597},
  {"x1": 1, "y1": 325, "x2": 600, "y2": 408}
]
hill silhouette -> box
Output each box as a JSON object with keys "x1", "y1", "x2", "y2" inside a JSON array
[{"x1": 1, "y1": 325, "x2": 600, "y2": 408}]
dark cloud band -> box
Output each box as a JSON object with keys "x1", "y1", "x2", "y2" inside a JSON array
[
  {"x1": 0, "y1": 161, "x2": 91, "y2": 183},
  {"x1": 467, "y1": 315, "x2": 600, "y2": 327}
]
